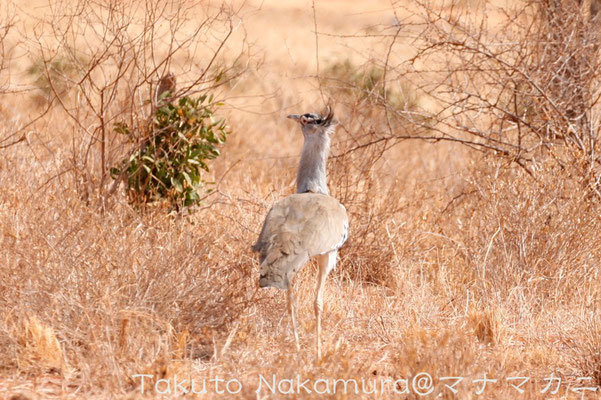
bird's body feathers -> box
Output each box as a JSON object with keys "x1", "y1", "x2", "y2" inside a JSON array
[{"x1": 253, "y1": 193, "x2": 348, "y2": 289}]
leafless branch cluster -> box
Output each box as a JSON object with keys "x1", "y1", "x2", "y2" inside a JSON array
[
  {"x1": 411, "y1": 0, "x2": 601, "y2": 193},
  {"x1": 325, "y1": 0, "x2": 601, "y2": 200},
  {"x1": 28, "y1": 0, "x2": 249, "y2": 201}
]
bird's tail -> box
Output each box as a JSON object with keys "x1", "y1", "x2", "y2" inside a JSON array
[{"x1": 259, "y1": 252, "x2": 308, "y2": 289}]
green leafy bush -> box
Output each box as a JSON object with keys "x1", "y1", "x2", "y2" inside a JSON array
[{"x1": 111, "y1": 94, "x2": 228, "y2": 210}]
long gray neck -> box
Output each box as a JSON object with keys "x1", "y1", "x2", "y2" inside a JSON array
[{"x1": 296, "y1": 132, "x2": 330, "y2": 195}]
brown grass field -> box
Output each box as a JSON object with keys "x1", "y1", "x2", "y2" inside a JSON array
[{"x1": 1, "y1": 0, "x2": 601, "y2": 398}]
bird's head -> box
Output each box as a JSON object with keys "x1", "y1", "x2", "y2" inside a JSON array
[{"x1": 287, "y1": 107, "x2": 336, "y2": 138}]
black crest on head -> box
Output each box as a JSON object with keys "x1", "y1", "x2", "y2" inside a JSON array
[{"x1": 304, "y1": 107, "x2": 335, "y2": 127}]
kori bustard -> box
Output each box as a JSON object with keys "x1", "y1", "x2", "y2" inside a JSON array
[{"x1": 252, "y1": 109, "x2": 349, "y2": 358}]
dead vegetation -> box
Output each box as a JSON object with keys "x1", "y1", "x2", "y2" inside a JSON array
[{"x1": 0, "y1": 0, "x2": 600, "y2": 399}]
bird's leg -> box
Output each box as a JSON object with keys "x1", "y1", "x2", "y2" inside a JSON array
[
  {"x1": 315, "y1": 252, "x2": 336, "y2": 359},
  {"x1": 287, "y1": 284, "x2": 300, "y2": 351}
]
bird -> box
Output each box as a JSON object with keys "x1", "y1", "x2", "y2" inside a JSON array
[
  {"x1": 154, "y1": 72, "x2": 177, "y2": 107},
  {"x1": 252, "y1": 108, "x2": 349, "y2": 359}
]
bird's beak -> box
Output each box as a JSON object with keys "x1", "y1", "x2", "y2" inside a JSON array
[{"x1": 287, "y1": 114, "x2": 301, "y2": 120}]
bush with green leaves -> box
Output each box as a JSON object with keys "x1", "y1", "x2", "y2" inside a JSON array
[{"x1": 111, "y1": 94, "x2": 228, "y2": 210}]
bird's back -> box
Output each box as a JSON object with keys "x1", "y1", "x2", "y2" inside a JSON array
[{"x1": 253, "y1": 193, "x2": 348, "y2": 288}]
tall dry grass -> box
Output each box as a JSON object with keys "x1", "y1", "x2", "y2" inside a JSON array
[{"x1": 0, "y1": 0, "x2": 600, "y2": 399}]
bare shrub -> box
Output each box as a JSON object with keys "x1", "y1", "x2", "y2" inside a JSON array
[
  {"x1": 319, "y1": 0, "x2": 601, "y2": 199},
  {"x1": 406, "y1": 0, "x2": 601, "y2": 197},
  {"x1": 29, "y1": 0, "x2": 249, "y2": 202}
]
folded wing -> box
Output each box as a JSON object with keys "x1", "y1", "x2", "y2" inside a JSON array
[{"x1": 253, "y1": 193, "x2": 349, "y2": 288}]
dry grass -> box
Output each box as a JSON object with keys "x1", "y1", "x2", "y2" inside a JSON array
[{"x1": 0, "y1": 0, "x2": 600, "y2": 399}]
